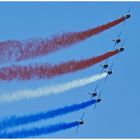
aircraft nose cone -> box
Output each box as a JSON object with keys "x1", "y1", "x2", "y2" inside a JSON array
[
  {"x1": 95, "y1": 93, "x2": 97, "y2": 96},
  {"x1": 108, "y1": 71, "x2": 112, "y2": 75},
  {"x1": 97, "y1": 98, "x2": 101, "y2": 103},
  {"x1": 116, "y1": 39, "x2": 121, "y2": 42},
  {"x1": 79, "y1": 120, "x2": 84, "y2": 125},
  {"x1": 120, "y1": 47, "x2": 124, "y2": 52},
  {"x1": 126, "y1": 14, "x2": 131, "y2": 19},
  {"x1": 105, "y1": 64, "x2": 108, "y2": 68}
]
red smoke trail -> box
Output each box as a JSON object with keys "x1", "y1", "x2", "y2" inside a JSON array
[
  {"x1": 0, "y1": 17, "x2": 125, "y2": 63},
  {"x1": 0, "y1": 40, "x2": 22, "y2": 63},
  {"x1": 0, "y1": 50, "x2": 119, "y2": 80}
]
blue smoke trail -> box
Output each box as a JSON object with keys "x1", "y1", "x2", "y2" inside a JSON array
[
  {"x1": 0, "y1": 99, "x2": 96, "y2": 129},
  {"x1": 0, "y1": 121, "x2": 79, "y2": 138}
]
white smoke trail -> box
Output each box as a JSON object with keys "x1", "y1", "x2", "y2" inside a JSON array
[{"x1": 0, "y1": 73, "x2": 107, "y2": 103}]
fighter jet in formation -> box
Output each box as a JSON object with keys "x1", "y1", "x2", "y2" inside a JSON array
[
  {"x1": 76, "y1": 11, "x2": 131, "y2": 134},
  {"x1": 75, "y1": 112, "x2": 85, "y2": 133}
]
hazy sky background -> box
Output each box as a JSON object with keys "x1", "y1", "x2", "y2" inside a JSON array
[{"x1": 0, "y1": 2, "x2": 140, "y2": 138}]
